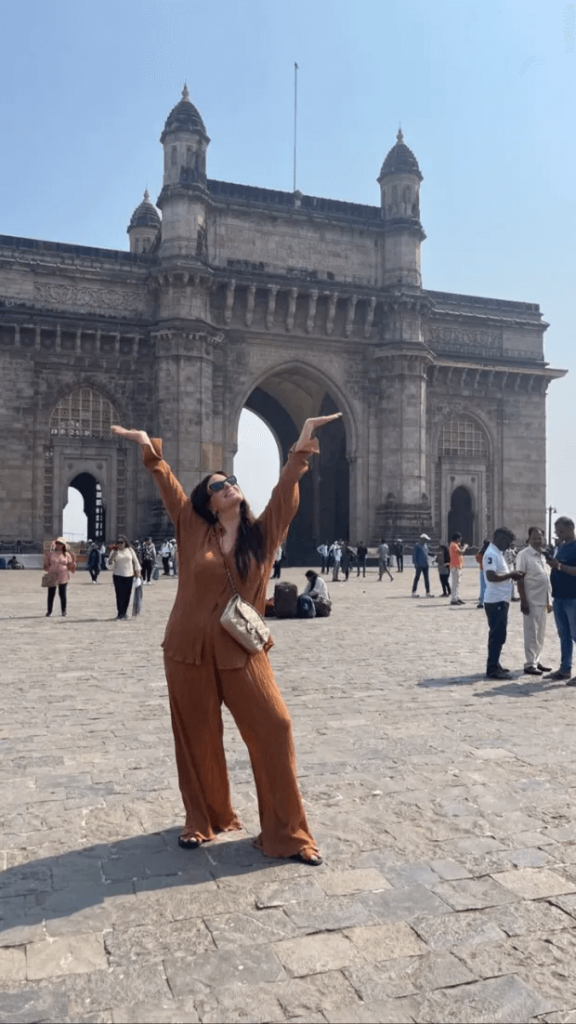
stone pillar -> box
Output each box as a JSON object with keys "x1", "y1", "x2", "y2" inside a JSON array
[{"x1": 153, "y1": 329, "x2": 224, "y2": 498}]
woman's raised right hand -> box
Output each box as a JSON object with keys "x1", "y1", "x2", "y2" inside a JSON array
[{"x1": 112, "y1": 425, "x2": 151, "y2": 446}]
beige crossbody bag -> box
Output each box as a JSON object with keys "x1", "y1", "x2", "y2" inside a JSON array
[{"x1": 218, "y1": 538, "x2": 271, "y2": 653}]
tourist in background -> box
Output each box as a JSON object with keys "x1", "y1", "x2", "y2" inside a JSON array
[
  {"x1": 482, "y1": 528, "x2": 525, "y2": 679},
  {"x1": 317, "y1": 542, "x2": 329, "y2": 573},
  {"x1": 271, "y1": 544, "x2": 283, "y2": 579},
  {"x1": 411, "y1": 534, "x2": 433, "y2": 597},
  {"x1": 449, "y1": 532, "x2": 468, "y2": 606},
  {"x1": 394, "y1": 539, "x2": 404, "y2": 572},
  {"x1": 476, "y1": 539, "x2": 490, "y2": 608},
  {"x1": 141, "y1": 537, "x2": 157, "y2": 585},
  {"x1": 340, "y1": 543, "x2": 354, "y2": 581},
  {"x1": 356, "y1": 541, "x2": 368, "y2": 577},
  {"x1": 516, "y1": 527, "x2": 552, "y2": 676},
  {"x1": 544, "y1": 516, "x2": 576, "y2": 684},
  {"x1": 87, "y1": 542, "x2": 101, "y2": 583},
  {"x1": 302, "y1": 570, "x2": 332, "y2": 616},
  {"x1": 108, "y1": 536, "x2": 141, "y2": 620},
  {"x1": 160, "y1": 539, "x2": 173, "y2": 575},
  {"x1": 330, "y1": 540, "x2": 342, "y2": 581},
  {"x1": 378, "y1": 539, "x2": 394, "y2": 581},
  {"x1": 44, "y1": 537, "x2": 76, "y2": 617},
  {"x1": 436, "y1": 542, "x2": 451, "y2": 597}
]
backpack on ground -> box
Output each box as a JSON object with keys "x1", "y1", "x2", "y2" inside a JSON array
[
  {"x1": 297, "y1": 594, "x2": 316, "y2": 618},
  {"x1": 314, "y1": 597, "x2": 332, "y2": 618},
  {"x1": 274, "y1": 582, "x2": 298, "y2": 619}
]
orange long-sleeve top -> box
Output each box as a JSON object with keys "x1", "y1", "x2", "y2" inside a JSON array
[{"x1": 142, "y1": 437, "x2": 319, "y2": 670}]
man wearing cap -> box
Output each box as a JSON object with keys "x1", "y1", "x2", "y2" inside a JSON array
[{"x1": 411, "y1": 534, "x2": 434, "y2": 598}]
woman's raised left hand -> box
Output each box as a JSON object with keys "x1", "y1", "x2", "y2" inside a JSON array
[{"x1": 294, "y1": 413, "x2": 342, "y2": 451}]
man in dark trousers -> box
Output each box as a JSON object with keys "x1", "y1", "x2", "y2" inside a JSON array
[
  {"x1": 394, "y1": 539, "x2": 404, "y2": 572},
  {"x1": 482, "y1": 527, "x2": 525, "y2": 679},
  {"x1": 545, "y1": 516, "x2": 576, "y2": 683},
  {"x1": 356, "y1": 541, "x2": 368, "y2": 577}
]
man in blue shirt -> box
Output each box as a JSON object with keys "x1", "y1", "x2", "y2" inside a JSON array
[
  {"x1": 545, "y1": 516, "x2": 576, "y2": 684},
  {"x1": 411, "y1": 534, "x2": 434, "y2": 597}
]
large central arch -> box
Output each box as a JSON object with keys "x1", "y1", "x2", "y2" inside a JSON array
[{"x1": 237, "y1": 363, "x2": 355, "y2": 564}]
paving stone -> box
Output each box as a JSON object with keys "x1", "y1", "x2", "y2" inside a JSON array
[
  {"x1": 491, "y1": 868, "x2": 576, "y2": 900},
  {"x1": 0, "y1": 945, "x2": 26, "y2": 982},
  {"x1": 164, "y1": 945, "x2": 285, "y2": 996},
  {"x1": 0, "y1": 980, "x2": 70, "y2": 1024},
  {"x1": 104, "y1": 917, "x2": 214, "y2": 964},
  {"x1": 428, "y1": 857, "x2": 471, "y2": 880},
  {"x1": 254, "y1": 877, "x2": 326, "y2": 909},
  {"x1": 284, "y1": 894, "x2": 379, "y2": 931},
  {"x1": 204, "y1": 909, "x2": 299, "y2": 948},
  {"x1": 344, "y1": 950, "x2": 475, "y2": 999},
  {"x1": 415, "y1": 973, "x2": 554, "y2": 1023},
  {"x1": 63, "y1": 963, "x2": 172, "y2": 1017},
  {"x1": 324, "y1": 997, "x2": 420, "y2": 1023},
  {"x1": 344, "y1": 922, "x2": 428, "y2": 962},
  {"x1": 274, "y1": 932, "x2": 363, "y2": 976},
  {"x1": 26, "y1": 932, "x2": 107, "y2": 980},
  {"x1": 111, "y1": 999, "x2": 200, "y2": 1023},
  {"x1": 411, "y1": 909, "x2": 508, "y2": 948},
  {"x1": 275, "y1": 969, "x2": 362, "y2": 1017},
  {"x1": 190, "y1": 981, "x2": 286, "y2": 1023},
  {"x1": 381, "y1": 862, "x2": 441, "y2": 889},
  {"x1": 318, "y1": 868, "x2": 392, "y2": 896},
  {"x1": 487, "y1": 898, "x2": 575, "y2": 936},
  {"x1": 431, "y1": 876, "x2": 517, "y2": 910},
  {"x1": 357, "y1": 883, "x2": 451, "y2": 922}
]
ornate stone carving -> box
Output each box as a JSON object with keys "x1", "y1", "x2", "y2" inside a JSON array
[
  {"x1": 326, "y1": 292, "x2": 338, "y2": 336},
  {"x1": 265, "y1": 285, "x2": 278, "y2": 330},
  {"x1": 364, "y1": 297, "x2": 376, "y2": 339},
  {"x1": 286, "y1": 288, "x2": 298, "y2": 332},
  {"x1": 427, "y1": 324, "x2": 502, "y2": 357},
  {"x1": 34, "y1": 281, "x2": 143, "y2": 317},
  {"x1": 306, "y1": 290, "x2": 318, "y2": 334},
  {"x1": 345, "y1": 295, "x2": 357, "y2": 338},
  {"x1": 245, "y1": 285, "x2": 256, "y2": 327},
  {"x1": 224, "y1": 280, "x2": 235, "y2": 324}
]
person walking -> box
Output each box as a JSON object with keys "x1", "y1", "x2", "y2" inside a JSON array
[
  {"x1": 411, "y1": 534, "x2": 433, "y2": 597},
  {"x1": 476, "y1": 539, "x2": 490, "y2": 608},
  {"x1": 449, "y1": 532, "x2": 468, "y2": 606},
  {"x1": 544, "y1": 516, "x2": 576, "y2": 684},
  {"x1": 111, "y1": 412, "x2": 341, "y2": 865},
  {"x1": 340, "y1": 543, "x2": 354, "y2": 581},
  {"x1": 436, "y1": 543, "x2": 451, "y2": 597},
  {"x1": 317, "y1": 542, "x2": 329, "y2": 574},
  {"x1": 516, "y1": 527, "x2": 552, "y2": 675},
  {"x1": 394, "y1": 539, "x2": 404, "y2": 572},
  {"x1": 87, "y1": 542, "x2": 101, "y2": 583},
  {"x1": 108, "y1": 536, "x2": 142, "y2": 619},
  {"x1": 160, "y1": 539, "x2": 172, "y2": 575},
  {"x1": 482, "y1": 527, "x2": 525, "y2": 679},
  {"x1": 331, "y1": 541, "x2": 342, "y2": 582},
  {"x1": 141, "y1": 537, "x2": 157, "y2": 585},
  {"x1": 271, "y1": 544, "x2": 283, "y2": 579},
  {"x1": 44, "y1": 538, "x2": 76, "y2": 617},
  {"x1": 378, "y1": 539, "x2": 394, "y2": 581},
  {"x1": 356, "y1": 541, "x2": 368, "y2": 577}
]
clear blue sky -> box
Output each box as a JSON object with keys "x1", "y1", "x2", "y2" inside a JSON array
[{"x1": 1, "y1": 0, "x2": 574, "y2": 525}]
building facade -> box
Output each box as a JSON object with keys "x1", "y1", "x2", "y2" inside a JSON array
[{"x1": 0, "y1": 87, "x2": 565, "y2": 558}]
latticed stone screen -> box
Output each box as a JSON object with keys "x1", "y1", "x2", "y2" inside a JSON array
[
  {"x1": 49, "y1": 388, "x2": 118, "y2": 439},
  {"x1": 439, "y1": 420, "x2": 488, "y2": 458}
]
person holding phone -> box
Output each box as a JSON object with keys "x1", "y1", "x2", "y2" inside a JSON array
[{"x1": 544, "y1": 516, "x2": 576, "y2": 683}]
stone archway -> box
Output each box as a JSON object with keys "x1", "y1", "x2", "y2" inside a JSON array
[
  {"x1": 67, "y1": 472, "x2": 106, "y2": 541},
  {"x1": 241, "y1": 368, "x2": 351, "y2": 564},
  {"x1": 448, "y1": 485, "x2": 474, "y2": 545}
]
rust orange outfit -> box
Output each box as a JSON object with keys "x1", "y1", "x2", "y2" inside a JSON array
[{"x1": 143, "y1": 438, "x2": 320, "y2": 859}]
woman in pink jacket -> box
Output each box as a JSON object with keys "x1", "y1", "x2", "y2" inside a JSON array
[{"x1": 44, "y1": 537, "x2": 76, "y2": 617}]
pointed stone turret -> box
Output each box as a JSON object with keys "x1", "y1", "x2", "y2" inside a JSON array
[
  {"x1": 127, "y1": 190, "x2": 161, "y2": 253},
  {"x1": 156, "y1": 85, "x2": 210, "y2": 259},
  {"x1": 378, "y1": 129, "x2": 425, "y2": 287}
]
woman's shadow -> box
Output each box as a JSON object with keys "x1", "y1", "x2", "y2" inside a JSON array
[{"x1": 0, "y1": 830, "x2": 283, "y2": 935}]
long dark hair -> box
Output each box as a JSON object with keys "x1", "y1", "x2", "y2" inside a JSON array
[{"x1": 191, "y1": 472, "x2": 265, "y2": 582}]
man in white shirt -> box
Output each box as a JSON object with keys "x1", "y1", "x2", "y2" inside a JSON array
[
  {"x1": 330, "y1": 541, "x2": 342, "y2": 581},
  {"x1": 482, "y1": 528, "x2": 525, "y2": 679},
  {"x1": 317, "y1": 543, "x2": 329, "y2": 574},
  {"x1": 516, "y1": 527, "x2": 553, "y2": 675}
]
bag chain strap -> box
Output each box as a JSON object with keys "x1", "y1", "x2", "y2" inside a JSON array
[{"x1": 217, "y1": 533, "x2": 238, "y2": 598}]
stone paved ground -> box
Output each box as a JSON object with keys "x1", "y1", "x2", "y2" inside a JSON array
[{"x1": 2, "y1": 565, "x2": 576, "y2": 1023}]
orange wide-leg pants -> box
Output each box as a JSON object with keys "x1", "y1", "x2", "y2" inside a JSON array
[{"x1": 164, "y1": 649, "x2": 319, "y2": 859}]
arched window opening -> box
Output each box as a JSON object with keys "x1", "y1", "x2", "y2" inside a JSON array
[
  {"x1": 234, "y1": 409, "x2": 280, "y2": 517},
  {"x1": 439, "y1": 419, "x2": 487, "y2": 459},
  {"x1": 49, "y1": 388, "x2": 118, "y2": 440}
]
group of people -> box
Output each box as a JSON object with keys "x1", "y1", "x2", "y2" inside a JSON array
[{"x1": 316, "y1": 538, "x2": 404, "y2": 581}]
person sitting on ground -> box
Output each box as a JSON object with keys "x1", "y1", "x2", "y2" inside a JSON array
[
  {"x1": 7, "y1": 555, "x2": 24, "y2": 569},
  {"x1": 302, "y1": 570, "x2": 332, "y2": 617}
]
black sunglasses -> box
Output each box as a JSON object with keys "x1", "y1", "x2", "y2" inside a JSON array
[{"x1": 209, "y1": 475, "x2": 238, "y2": 493}]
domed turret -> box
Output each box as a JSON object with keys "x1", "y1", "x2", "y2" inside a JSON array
[
  {"x1": 127, "y1": 190, "x2": 161, "y2": 253},
  {"x1": 159, "y1": 83, "x2": 210, "y2": 190},
  {"x1": 377, "y1": 129, "x2": 425, "y2": 288}
]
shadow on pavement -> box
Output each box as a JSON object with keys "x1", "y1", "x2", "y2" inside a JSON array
[{"x1": 0, "y1": 831, "x2": 288, "y2": 934}]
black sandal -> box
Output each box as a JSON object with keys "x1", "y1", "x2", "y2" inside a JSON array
[
  {"x1": 292, "y1": 850, "x2": 323, "y2": 866},
  {"x1": 178, "y1": 835, "x2": 201, "y2": 850}
]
